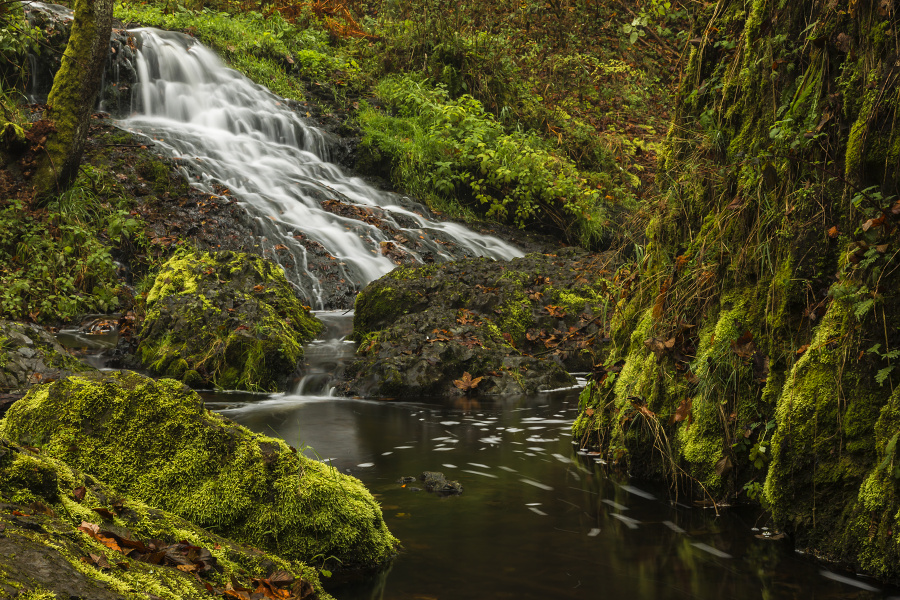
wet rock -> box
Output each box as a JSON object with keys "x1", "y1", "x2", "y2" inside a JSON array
[
  {"x1": 0, "y1": 371, "x2": 398, "y2": 576},
  {"x1": 341, "y1": 248, "x2": 616, "y2": 397},
  {"x1": 419, "y1": 471, "x2": 463, "y2": 496},
  {"x1": 137, "y1": 248, "x2": 323, "y2": 391},
  {"x1": 0, "y1": 437, "x2": 328, "y2": 599},
  {"x1": 0, "y1": 320, "x2": 94, "y2": 394}
]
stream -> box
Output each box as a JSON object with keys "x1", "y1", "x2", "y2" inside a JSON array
[{"x1": 202, "y1": 314, "x2": 895, "y2": 600}]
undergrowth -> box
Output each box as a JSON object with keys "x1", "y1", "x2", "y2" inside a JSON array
[
  {"x1": 358, "y1": 75, "x2": 634, "y2": 247},
  {"x1": 0, "y1": 167, "x2": 144, "y2": 324}
]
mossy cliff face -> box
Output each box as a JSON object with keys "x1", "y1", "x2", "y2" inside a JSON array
[
  {"x1": 0, "y1": 436, "x2": 329, "y2": 599},
  {"x1": 138, "y1": 249, "x2": 323, "y2": 391},
  {"x1": 573, "y1": 0, "x2": 900, "y2": 577},
  {"x1": 0, "y1": 371, "x2": 398, "y2": 575},
  {"x1": 344, "y1": 248, "x2": 616, "y2": 397}
]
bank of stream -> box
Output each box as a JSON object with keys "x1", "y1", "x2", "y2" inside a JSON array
[{"x1": 197, "y1": 314, "x2": 895, "y2": 600}]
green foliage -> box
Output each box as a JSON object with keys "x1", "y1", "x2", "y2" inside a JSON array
[
  {"x1": 360, "y1": 75, "x2": 626, "y2": 247},
  {"x1": 0, "y1": 3, "x2": 42, "y2": 90},
  {"x1": 115, "y1": 3, "x2": 360, "y2": 100},
  {"x1": 0, "y1": 199, "x2": 124, "y2": 323}
]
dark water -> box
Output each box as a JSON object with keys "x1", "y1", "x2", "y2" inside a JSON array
[{"x1": 203, "y1": 316, "x2": 896, "y2": 600}]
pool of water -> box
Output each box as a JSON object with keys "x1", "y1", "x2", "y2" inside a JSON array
[{"x1": 207, "y1": 389, "x2": 895, "y2": 600}]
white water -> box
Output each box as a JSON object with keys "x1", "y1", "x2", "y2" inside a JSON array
[{"x1": 119, "y1": 28, "x2": 523, "y2": 308}]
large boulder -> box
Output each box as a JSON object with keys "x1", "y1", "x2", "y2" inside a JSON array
[
  {"x1": 0, "y1": 436, "x2": 329, "y2": 600},
  {"x1": 0, "y1": 319, "x2": 93, "y2": 394},
  {"x1": 0, "y1": 371, "x2": 398, "y2": 576},
  {"x1": 343, "y1": 248, "x2": 614, "y2": 397},
  {"x1": 137, "y1": 249, "x2": 323, "y2": 391}
]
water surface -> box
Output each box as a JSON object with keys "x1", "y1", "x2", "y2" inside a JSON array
[{"x1": 211, "y1": 386, "x2": 892, "y2": 600}]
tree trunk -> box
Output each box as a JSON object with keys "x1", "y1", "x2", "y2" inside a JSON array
[{"x1": 31, "y1": 0, "x2": 114, "y2": 201}]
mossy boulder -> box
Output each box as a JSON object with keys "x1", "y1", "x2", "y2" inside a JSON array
[
  {"x1": 0, "y1": 320, "x2": 93, "y2": 394},
  {"x1": 0, "y1": 371, "x2": 398, "y2": 576},
  {"x1": 343, "y1": 248, "x2": 616, "y2": 397},
  {"x1": 137, "y1": 249, "x2": 323, "y2": 391},
  {"x1": 0, "y1": 436, "x2": 330, "y2": 600}
]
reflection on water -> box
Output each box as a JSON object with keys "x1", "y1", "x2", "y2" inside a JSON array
[{"x1": 209, "y1": 389, "x2": 895, "y2": 600}]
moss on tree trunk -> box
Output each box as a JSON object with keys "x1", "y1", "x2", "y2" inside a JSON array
[{"x1": 31, "y1": 0, "x2": 114, "y2": 200}]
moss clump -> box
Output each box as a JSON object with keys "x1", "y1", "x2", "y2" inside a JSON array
[
  {"x1": 0, "y1": 436, "x2": 331, "y2": 599},
  {"x1": 0, "y1": 371, "x2": 398, "y2": 574},
  {"x1": 138, "y1": 248, "x2": 323, "y2": 391}
]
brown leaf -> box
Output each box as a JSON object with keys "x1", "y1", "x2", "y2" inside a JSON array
[
  {"x1": 176, "y1": 564, "x2": 196, "y2": 572},
  {"x1": 671, "y1": 398, "x2": 693, "y2": 424},
  {"x1": 453, "y1": 372, "x2": 483, "y2": 392},
  {"x1": 269, "y1": 570, "x2": 295, "y2": 586},
  {"x1": 827, "y1": 225, "x2": 838, "y2": 238},
  {"x1": 584, "y1": 407, "x2": 595, "y2": 416},
  {"x1": 685, "y1": 371, "x2": 700, "y2": 384},
  {"x1": 89, "y1": 553, "x2": 112, "y2": 569},
  {"x1": 97, "y1": 533, "x2": 123, "y2": 554},
  {"x1": 502, "y1": 332, "x2": 516, "y2": 348},
  {"x1": 92, "y1": 507, "x2": 115, "y2": 520},
  {"x1": 731, "y1": 330, "x2": 755, "y2": 358},
  {"x1": 73, "y1": 486, "x2": 87, "y2": 501},
  {"x1": 796, "y1": 344, "x2": 810, "y2": 356},
  {"x1": 252, "y1": 284, "x2": 266, "y2": 292},
  {"x1": 78, "y1": 521, "x2": 100, "y2": 537},
  {"x1": 545, "y1": 305, "x2": 567, "y2": 318}
]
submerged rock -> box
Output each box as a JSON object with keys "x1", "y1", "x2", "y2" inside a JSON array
[
  {"x1": 419, "y1": 471, "x2": 463, "y2": 496},
  {"x1": 0, "y1": 371, "x2": 398, "y2": 576},
  {"x1": 137, "y1": 249, "x2": 323, "y2": 391},
  {"x1": 0, "y1": 436, "x2": 329, "y2": 599},
  {"x1": 342, "y1": 248, "x2": 614, "y2": 397},
  {"x1": 0, "y1": 319, "x2": 93, "y2": 395}
]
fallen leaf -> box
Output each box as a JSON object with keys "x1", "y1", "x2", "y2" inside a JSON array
[
  {"x1": 453, "y1": 372, "x2": 483, "y2": 392},
  {"x1": 92, "y1": 507, "x2": 115, "y2": 520},
  {"x1": 731, "y1": 330, "x2": 755, "y2": 358},
  {"x1": 545, "y1": 305, "x2": 567, "y2": 318},
  {"x1": 827, "y1": 225, "x2": 838, "y2": 238},
  {"x1": 671, "y1": 397, "x2": 693, "y2": 425}
]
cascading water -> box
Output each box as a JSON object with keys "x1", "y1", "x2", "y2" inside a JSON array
[{"x1": 118, "y1": 28, "x2": 523, "y2": 308}]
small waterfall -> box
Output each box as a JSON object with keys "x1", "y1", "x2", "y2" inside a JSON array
[
  {"x1": 294, "y1": 311, "x2": 356, "y2": 396},
  {"x1": 119, "y1": 28, "x2": 523, "y2": 308}
]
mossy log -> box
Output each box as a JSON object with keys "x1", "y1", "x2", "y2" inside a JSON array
[{"x1": 31, "y1": 0, "x2": 114, "y2": 200}]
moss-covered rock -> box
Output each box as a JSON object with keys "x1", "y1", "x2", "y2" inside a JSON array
[
  {"x1": 0, "y1": 436, "x2": 330, "y2": 600},
  {"x1": 137, "y1": 249, "x2": 323, "y2": 391},
  {"x1": 343, "y1": 248, "x2": 617, "y2": 397},
  {"x1": 572, "y1": 0, "x2": 900, "y2": 579},
  {"x1": 0, "y1": 320, "x2": 93, "y2": 394},
  {"x1": 0, "y1": 371, "x2": 398, "y2": 576}
]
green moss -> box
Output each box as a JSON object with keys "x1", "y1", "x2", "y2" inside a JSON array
[
  {"x1": 0, "y1": 436, "x2": 332, "y2": 599},
  {"x1": 495, "y1": 293, "x2": 531, "y2": 346},
  {"x1": 138, "y1": 248, "x2": 322, "y2": 391},
  {"x1": 0, "y1": 371, "x2": 398, "y2": 572}
]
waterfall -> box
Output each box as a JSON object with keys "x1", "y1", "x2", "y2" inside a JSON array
[{"x1": 118, "y1": 27, "x2": 523, "y2": 308}]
